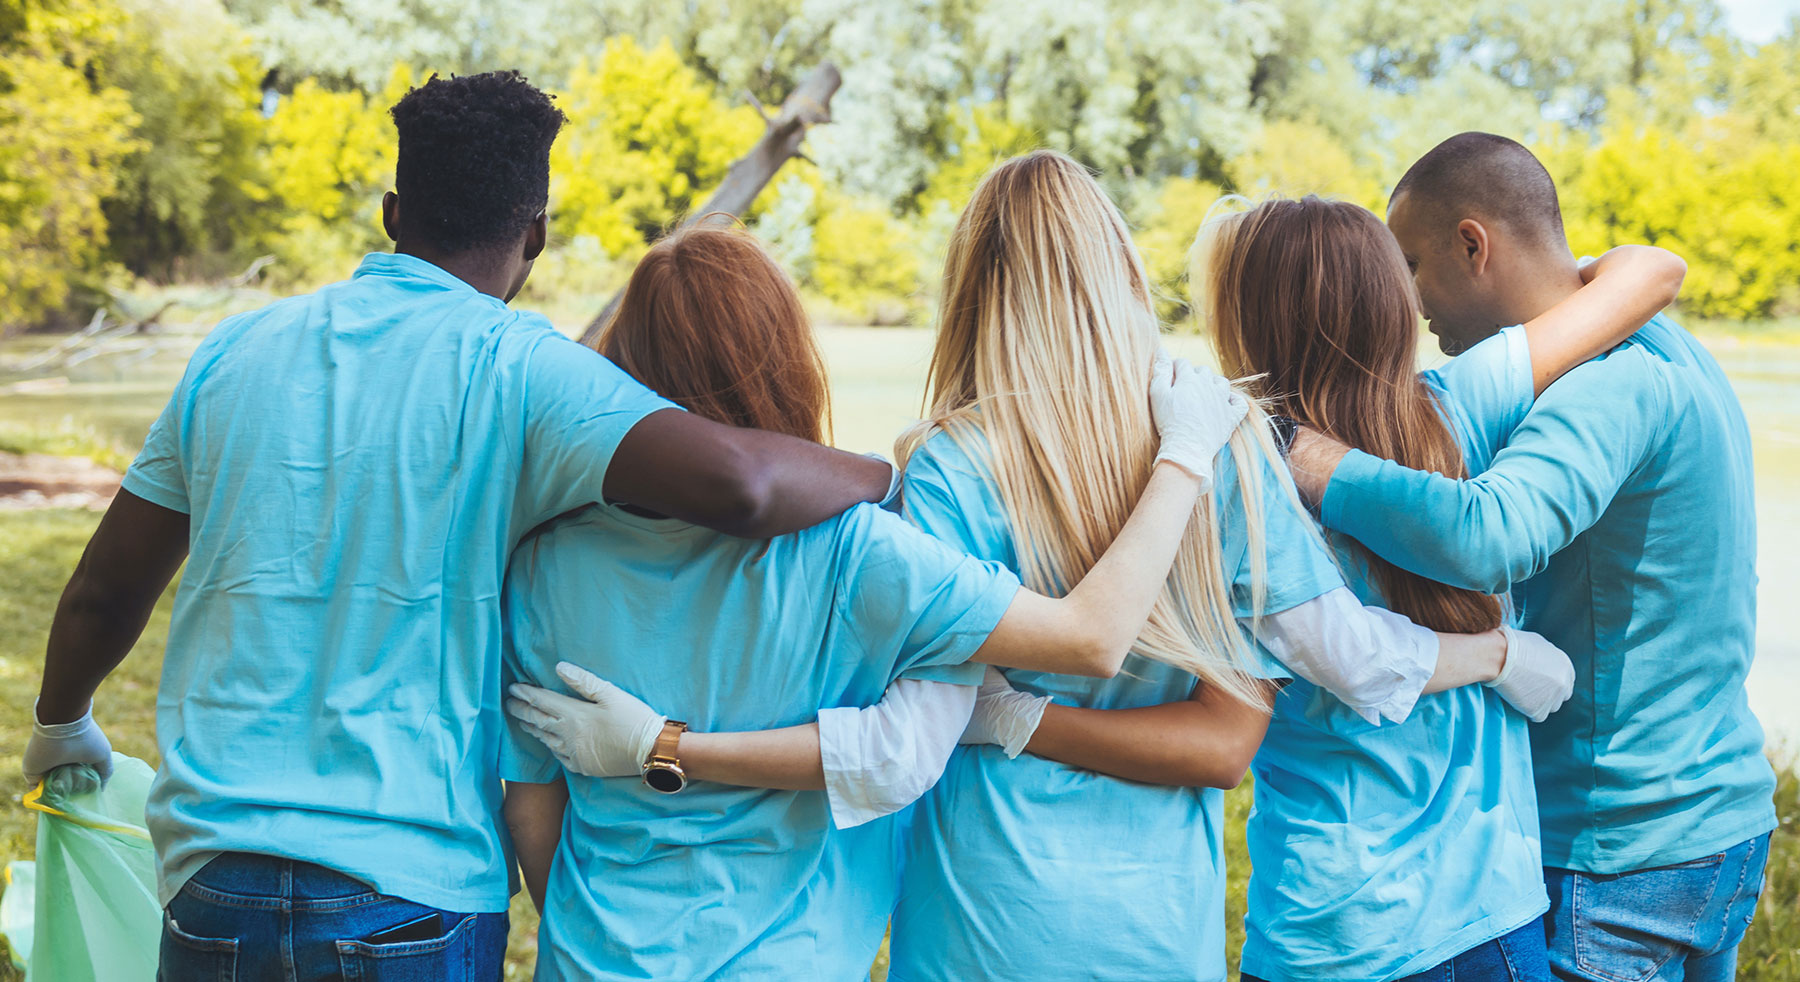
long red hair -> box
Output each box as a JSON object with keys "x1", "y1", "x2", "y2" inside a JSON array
[{"x1": 598, "y1": 220, "x2": 831, "y2": 444}]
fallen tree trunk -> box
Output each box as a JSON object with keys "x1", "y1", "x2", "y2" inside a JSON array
[{"x1": 578, "y1": 62, "x2": 843, "y2": 347}]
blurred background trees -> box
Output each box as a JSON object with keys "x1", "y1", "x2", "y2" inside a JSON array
[{"x1": 1, "y1": 0, "x2": 1796, "y2": 332}]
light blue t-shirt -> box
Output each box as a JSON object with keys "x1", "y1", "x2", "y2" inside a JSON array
[
  {"x1": 501, "y1": 501, "x2": 1020, "y2": 982},
  {"x1": 122, "y1": 252, "x2": 674, "y2": 911},
  {"x1": 1241, "y1": 328, "x2": 1547, "y2": 981},
  {"x1": 887, "y1": 430, "x2": 1340, "y2": 982},
  {"x1": 1323, "y1": 314, "x2": 1776, "y2": 873}
]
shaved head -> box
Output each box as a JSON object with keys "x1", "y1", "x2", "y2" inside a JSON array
[
  {"x1": 1387, "y1": 132, "x2": 1579, "y2": 353},
  {"x1": 1391, "y1": 132, "x2": 1566, "y2": 250}
]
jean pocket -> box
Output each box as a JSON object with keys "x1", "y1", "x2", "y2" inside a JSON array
[
  {"x1": 159, "y1": 915, "x2": 238, "y2": 982},
  {"x1": 337, "y1": 911, "x2": 483, "y2": 982},
  {"x1": 1571, "y1": 857, "x2": 1726, "y2": 982}
]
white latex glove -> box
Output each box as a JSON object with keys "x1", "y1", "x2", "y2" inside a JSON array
[
  {"x1": 505, "y1": 662, "x2": 667, "y2": 778},
  {"x1": 1149, "y1": 353, "x2": 1250, "y2": 493},
  {"x1": 1488, "y1": 627, "x2": 1576, "y2": 723},
  {"x1": 22, "y1": 701, "x2": 113, "y2": 786},
  {"x1": 958, "y1": 667, "x2": 1053, "y2": 759}
]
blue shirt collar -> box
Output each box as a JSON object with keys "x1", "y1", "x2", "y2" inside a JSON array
[{"x1": 353, "y1": 252, "x2": 482, "y2": 296}]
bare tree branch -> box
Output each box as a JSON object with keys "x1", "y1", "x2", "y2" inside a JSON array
[{"x1": 578, "y1": 62, "x2": 843, "y2": 346}]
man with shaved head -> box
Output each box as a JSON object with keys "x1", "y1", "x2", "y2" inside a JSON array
[{"x1": 1289, "y1": 133, "x2": 1775, "y2": 982}]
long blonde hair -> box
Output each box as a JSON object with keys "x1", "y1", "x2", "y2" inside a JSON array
[
  {"x1": 898, "y1": 151, "x2": 1288, "y2": 707},
  {"x1": 1193, "y1": 196, "x2": 1501, "y2": 634}
]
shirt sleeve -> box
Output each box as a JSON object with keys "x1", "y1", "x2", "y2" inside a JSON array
[
  {"x1": 1250, "y1": 586, "x2": 1440, "y2": 725},
  {"x1": 1320, "y1": 346, "x2": 1662, "y2": 595},
  {"x1": 1216, "y1": 449, "x2": 1345, "y2": 618},
  {"x1": 816, "y1": 678, "x2": 976, "y2": 829},
  {"x1": 499, "y1": 556, "x2": 562, "y2": 785},
  {"x1": 120, "y1": 387, "x2": 191, "y2": 514},
  {"x1": 835, "y1": 505, "x2": 1022, "y2": 684},
  {"x1": 894, "y1": 434, "x2": 1021, "y2": 686},
  {"x1": 514, "y1": 328, "x2": 678, "y2": 527},
  {"x1": 1420, "y1": 324, "x2": 1534, "y2": 466}
]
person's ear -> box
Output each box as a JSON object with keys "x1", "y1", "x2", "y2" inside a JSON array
[
  {"x1": 522, "y1": 211, "x2": 548, "y2": 262},
  {"x1": 381, "y1": 192, "x2": 401, "y2": 243},
  {"x1": 1456, "y1": 218, "x2": 1491, "y2": 277}
]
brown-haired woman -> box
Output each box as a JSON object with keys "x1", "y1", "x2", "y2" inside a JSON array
[
  {"x1": 1193, "y1": 196, "x2": 1684, "y2": 982},
  {"x1": 496, "y1": 222, "x2": 1256, "y2": 981}
]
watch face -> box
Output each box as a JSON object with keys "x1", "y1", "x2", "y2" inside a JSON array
[{"x1": 643, "y1": 766, "x2": 685, "y2": 794}]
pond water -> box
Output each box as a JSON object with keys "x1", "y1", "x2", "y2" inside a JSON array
[{"x1": 3, "y1": 324, "x2": 1798, "y2": 748}]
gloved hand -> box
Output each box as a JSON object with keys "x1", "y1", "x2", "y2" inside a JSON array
[
  {"x1": 23, "y1": 701, "x2": 113, "y2": 786},
  {"x1": 959, "y1": 667, "x2": 1053, "y2": 759},
  {"x1": 1488, "y1": 627, "x2": 1576, "y2": 723},
  {"x1": 505, "y1": 662, "x2": 667, "y2": 778},
  {"x1": 1149, "y1": 353, "x2": 1250, "y2": 493}
]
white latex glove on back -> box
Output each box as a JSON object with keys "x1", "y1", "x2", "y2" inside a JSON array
[
  {"x1": 22, "y1": 701, "x2": 113, "y2": 786},
  {"x1": 1150, "y1": 354, "x2": 1251, "y2": 493},
  {"x1": 506, "y1": 662, "x2": 666, "y2": 778},
  {"x1": 1488, "y1": 627, "x2": 1576, "y2": 722},
  {"x1": 959, "y1": 667, "x2": 1053, "y2": 759}
]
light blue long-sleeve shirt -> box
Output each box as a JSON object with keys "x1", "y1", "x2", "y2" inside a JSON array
[{"x1": 1320, "y1": 314, "x2": 1776, "y2": 873}]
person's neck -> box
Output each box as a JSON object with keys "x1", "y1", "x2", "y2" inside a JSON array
[
  {"x1": 1494, "y1": 252, "x2": 1585, "y2": 326},
  {"x1": 395, "y1": 242, "x2": 515, "y2": 301}
]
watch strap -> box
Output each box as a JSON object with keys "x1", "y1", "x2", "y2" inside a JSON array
[{"x1": 649, "y1": 719, "x2": 687, "y2": 765}]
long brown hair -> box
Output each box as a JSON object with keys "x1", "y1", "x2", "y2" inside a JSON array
[
  {"x1": 598, "y1": 220, "x2": 830, "y2": 444},
  {"x1": 1195, "y1": 196, "x2": 1501, "y2": 634}
]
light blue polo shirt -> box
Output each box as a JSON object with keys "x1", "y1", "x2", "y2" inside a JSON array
[
  {"x1": 121, "y1": 252, "x2": 675, "y2": 911},
  {"x1": 502, "y1": 501, "x2": 1020, "y2": 982},
  {"x1": 888, "y1": 429, "x2": 1339, "y2": 982},
  {"x1": 1241, "y1": 329, "x2": 1547, "y2": 981},
  {"x1": 1322, "y1": 314, "x2": 1776, "y2": 874}
]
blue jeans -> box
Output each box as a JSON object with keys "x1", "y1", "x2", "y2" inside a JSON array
[
  {"x1": 1241, "y1": 919, "x2": 1551, "y2": 982},
  {"x1": 158, "y1": 852, "x2": 508, "y2": 982},
  {"x1": 1544, "y1": 832, "x2": 1770, "y2": 982}
]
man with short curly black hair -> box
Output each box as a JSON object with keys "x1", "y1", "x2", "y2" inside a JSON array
[{"x1": 24, "y1": 70, "x2": 897, "y2": 979}]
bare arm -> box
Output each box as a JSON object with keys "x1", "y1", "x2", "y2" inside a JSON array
[
  {"x1": 679, "y1": 727, "x2": 826, "y2": 790},
  {"x1": 37, "y1": 489, "x2": 190, "y2": 723},
  {"x1": 969, "y1": 462, "x2": 1203, "y2": 678},
  {"x1": 603, "y1": 409, "x2": 893, "y2": 539},
  {"x1": 1522, "y1": 245, "x2": 1685, "y2": 395},
  {"x1": 1422, "y1": 629, "x2": 1507, "y2": 692},
  {"x1": 503, "y1": 778, "x2": 568, "y2": 912},
  {"x1": 1023, "y1": 679, "x2": 1279, "y2": 788}
]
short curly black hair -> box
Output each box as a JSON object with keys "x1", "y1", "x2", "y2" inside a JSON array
[{"x1": 389, "y1": 71, "x2": 567, "y2": 255}]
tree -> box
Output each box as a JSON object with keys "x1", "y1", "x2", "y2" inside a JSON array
[
  {"x1": 100, "y1": 0, "x2": 271, "y2": 280},
  {"x1": 551, "y1": 37, "x2": 765, "y2": 260},
  {"x1": 0, "y1": 0, "x2": 140, "y2": 330}
]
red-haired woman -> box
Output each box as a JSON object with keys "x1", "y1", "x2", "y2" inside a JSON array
[{"x1": 496, "y1": 221, "x2": 1250, "y2": 981}]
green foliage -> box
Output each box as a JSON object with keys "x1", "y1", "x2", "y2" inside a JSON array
[
  {"x1": 0, "y1": 0, "x2": 139, "y2": 330},
  {"x1": 259, "y1": 69, "x2": 412, "y2": 285},
  {"x1": 99, "y1": 0, "x2": 271, "y2": 280},
  {"x1": 550, "y1": 37, "x2": 764, "y2": 261},
  {"x1": 1552, "y1": 124, "x2": 1800, "y2": 320},
  {"x1": 809, "y1": 192, "x2": 921, "y2": 326},
  {"x1": 1135, "y1": 177, "x2": 1224, "y2": 326}
]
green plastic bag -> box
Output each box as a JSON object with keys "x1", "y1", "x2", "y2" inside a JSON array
[
  {"x1": 22, "y1": 753, "x2": 159, "y2": 982},
  {"x1": 1, "y1": 861, "x2": 34, "y2": 969}
]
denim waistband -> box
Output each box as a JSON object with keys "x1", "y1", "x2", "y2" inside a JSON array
[{"x1": 184, "y1": 852, "x2": 389, "y2": 909}]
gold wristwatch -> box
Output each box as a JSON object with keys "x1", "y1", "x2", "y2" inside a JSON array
[{"x1": 641, "y1": 719, "x2": 688, "y2": 794}]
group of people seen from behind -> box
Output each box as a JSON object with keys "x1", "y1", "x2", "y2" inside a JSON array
[{"x1": 24, "y1": 70, "x2": 1772, "y2": 982}]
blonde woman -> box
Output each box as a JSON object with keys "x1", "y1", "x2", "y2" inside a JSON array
[{"x1": 516, "y1": 153, "x2": 1575, "y2": 981}]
